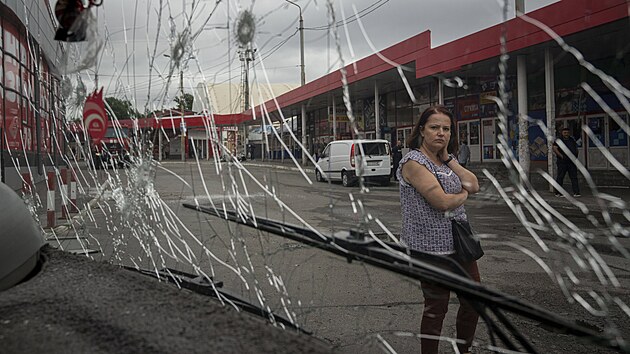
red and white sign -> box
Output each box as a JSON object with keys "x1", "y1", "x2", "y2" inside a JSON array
[{"x1": 82, "y1": 88, "x2": 108, "y2": 144}]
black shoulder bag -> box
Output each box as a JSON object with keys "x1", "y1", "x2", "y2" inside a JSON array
[{"x1": 431, "y1": 166, "x2": 484, "y2": 263}]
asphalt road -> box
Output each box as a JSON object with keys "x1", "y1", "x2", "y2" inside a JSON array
[{"x1": 59, "y1": 159, "x2": 629, "y2": 353}]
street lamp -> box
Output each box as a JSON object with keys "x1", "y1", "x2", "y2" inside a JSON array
[{"x1": 285, "y1": 0, "x2": 307, "y2": 165}]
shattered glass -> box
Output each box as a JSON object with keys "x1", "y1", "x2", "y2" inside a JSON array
[{"x1": 5, "y1": 0, "x2": 629, "y2": 353}]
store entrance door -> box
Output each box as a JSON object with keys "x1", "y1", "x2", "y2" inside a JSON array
[
  {"x1": 481, "y1": 118, "x2": 499, "y2": 161},
  {"x1": 585, "y1": 114, "x2": 629, "y2": 170},
  {"x1": 458, "y1": 120, "x2": 481, "y2": 163}
]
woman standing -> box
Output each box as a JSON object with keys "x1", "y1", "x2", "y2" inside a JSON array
[{"x1": 396, "y1": 105, "x2": 480, "y2": 354}]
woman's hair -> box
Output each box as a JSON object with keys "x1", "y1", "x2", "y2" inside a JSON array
[{"x1": 408, "y1": 105, "x2": 457, "y2": 153}]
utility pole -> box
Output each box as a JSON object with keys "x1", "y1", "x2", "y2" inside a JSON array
[
  {"x1": 285, "y1": 0, "x2": 306, "y2": 165},
  {"x1": 239, "y1": 48, "x2": 256, "y2": 111},
  {"x1": 239, "y1": 47, "x2": 256, "y2": 159}
]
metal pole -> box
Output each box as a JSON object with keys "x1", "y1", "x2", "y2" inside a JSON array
[
  {"x1": 301, "y1": 104, "x2": 306, "y2": 165},
  {"x1": 180, "y1": 70, "x2": 185, "y2": 162},
  {"x1": 517, "y1": 55, "x2": 529, "y2": 175},
  {"x1": 545, "y1": 48, "x2": 556, "y2": 192},
  {"x1": 332, "y1": 95, "x2": 336, "y2": 140},
  {"x1": 515, "y1": 0, "x2": 525, "y2": 15},
  {"x1": 158, "y1": 132, "x2": 163, "y2": 162},
  {"x1": 375, "y1": 84, "x2": 380, "y2": 139}
]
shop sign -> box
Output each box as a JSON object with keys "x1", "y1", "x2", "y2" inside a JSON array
[
  {"x1": 457, "y1": 97, "x2": 479, "y2": 120},
  {"x1": 83, "y1": 88, "x2": 108, "y2": 143},
  {"x1": 222, "y1": 126, "x2": 238, "y2": 132},
  {"x1": 556, "y1": 88, "x2": 586, "y2": 117},
  {"x1": 480, "y1": 91, "x2": 497, "y2": 105},
  {"x1": 328, "y1": 114, "x2": 364, "y2": 126}
]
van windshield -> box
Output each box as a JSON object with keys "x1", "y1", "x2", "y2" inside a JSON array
[
  {"x1": 358, "y1": 142, "x2": 389, "y2": 156},
  {"x1": 104, "y1": 127, "x2": 130, "y2": 138}
]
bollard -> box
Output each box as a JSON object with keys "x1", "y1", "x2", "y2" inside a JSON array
[
  {"x1": 21, "y1": 172, "x2": 33, "y2": 197},
  {"x1": 60, "y1": 168, "x2": 69, "y2": 219},
  {"x1": 46, "y1": 171, "x2": 55, "y2": 228},
  {"x1": 70, "y1": 170, "x2": 78, "y2": 213}
]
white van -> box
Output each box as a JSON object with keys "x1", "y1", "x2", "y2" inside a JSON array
[{"x1": 315, "y1": 139, "x2": 392, "y2": 187}]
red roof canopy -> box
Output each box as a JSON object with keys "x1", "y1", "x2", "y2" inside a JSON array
[{"x1": 117, "y1": 113, "x2": 252, "y2": 130}]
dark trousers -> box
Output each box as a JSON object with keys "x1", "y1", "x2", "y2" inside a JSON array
[
  {"x1": 421, "y1": 260, "x2": 481, "y2": 354},
  {"x1": 392, "y1": 162, "x2": 400, "y2": 180},
  {"x1": 556, "y1": 162, "x2": 580, "y2": 194}
]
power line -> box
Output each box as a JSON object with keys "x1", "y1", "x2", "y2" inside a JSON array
[{"x1": 305, "y1": 0, "x2": 389, "y2": 30}]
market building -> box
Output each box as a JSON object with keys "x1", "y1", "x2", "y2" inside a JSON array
[
  {"x1": 1, "y1": 0, "x2": 66, "y2": 187},
  {"x1": 248, "y1": 0, "x2": 629, "y2": 182}
]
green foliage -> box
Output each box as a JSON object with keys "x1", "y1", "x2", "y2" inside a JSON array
[
  {"x1": 105, "y1": 97, "x2": 140, "y2": 120},
  {"x1": 174, "y1": 93, "x2": 194, "y2": 111}
]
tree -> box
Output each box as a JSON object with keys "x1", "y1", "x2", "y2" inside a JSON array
[
  {"x1": 174, "y1": 93, "x2": 194, "y2": 111},
  {"x1": 105, "y1": 97, "x2": 140, "y2": 120}
]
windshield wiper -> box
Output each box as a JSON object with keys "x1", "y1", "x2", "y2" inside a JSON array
[
  {"x1": 123, "y1": 265, "x2": 310, "y2": 334},
  {"x1": 183, "y1": 203, "x2": 628, "y2": 353}
]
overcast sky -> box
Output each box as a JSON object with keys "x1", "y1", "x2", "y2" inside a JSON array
[{"x1": 80, "y1": 0, "x2": 558, "y2": 111}]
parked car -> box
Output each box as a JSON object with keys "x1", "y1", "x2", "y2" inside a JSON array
[
  {"x1": 93, "y1": 126, "x2": 132, "y2": 169},
  {"x1": 315, "y1": 139, "x2": 391, "y2": 187}
]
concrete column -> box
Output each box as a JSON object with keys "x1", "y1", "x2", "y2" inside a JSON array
[
  {"x1": 301, "y1": 104, "x2": 306, "y2": 165},
  {"x1": 375, "y1": 84, "x2": 380, "y2": 139},
  {"x1": 261, "y1": 117, "x2": 265, "y2": 162},
  {"x1": 517, "y1": 55, "x2": 530, "y2": 175},
  {"x1": 545, "y1": 48, "x2": 556, "y2": 192},
  {"x1": 438, "y1": 77, "x2": 444, "y2": 105}
]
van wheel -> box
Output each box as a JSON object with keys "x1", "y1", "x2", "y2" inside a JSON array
[
  {"x1": 315, "y1": 170, "x2": 323, "y2": 182},
  {"x1": 342, "y1": 171, "x2": 352, "y2": 187}
]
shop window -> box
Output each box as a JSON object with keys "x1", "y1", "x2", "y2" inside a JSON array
[{"x1": 609, "y1": 115, "x2": 628, "y2": 147}]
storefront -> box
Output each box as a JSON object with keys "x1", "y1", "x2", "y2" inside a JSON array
[
  {"x1": 250, "y1": 0, "x2": 628, "y2": 174},
  {"x1": 1, "y1": 1, "x2": 65, "y2": 186}
]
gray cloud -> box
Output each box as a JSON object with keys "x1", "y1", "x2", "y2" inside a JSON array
[{"x1": 76, "y1": 0, "x2": 556, "y2": 109}]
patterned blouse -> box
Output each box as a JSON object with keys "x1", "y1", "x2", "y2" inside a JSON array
[{"x1": 396, "y1": 149, "x2": 467, "y2": 255}]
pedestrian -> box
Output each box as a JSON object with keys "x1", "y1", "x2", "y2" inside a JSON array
[
  {"x1": 392, "y1": 140, "x2": 403, "y2": 180},
  {"x1": 314, "y1": 141, "x2": 320, "y2": 161},
  {"x1": 396, "y1": 105, "x2": 480, "y2": 354},
  {"x1": 248, "y1": 143, "x2": 255, "y2": 160},
  {"x1": 553, "y1": 128, "x2": 581, "y2": 197},
  {"x1": 458, "y1": 139, "x2": 471, "y2": 168}
]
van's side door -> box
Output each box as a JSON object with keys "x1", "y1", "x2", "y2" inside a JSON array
[
  {"x1": 319, "y1": 144, "x2": 332, "y2": 179},
  {"x1": 329, "y1": 142, "x2": 348, "y2": 181}
]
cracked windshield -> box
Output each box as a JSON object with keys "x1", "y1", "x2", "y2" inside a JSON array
[{"x1": 1, "y1": 0, "x2": 629, "y2": 353}]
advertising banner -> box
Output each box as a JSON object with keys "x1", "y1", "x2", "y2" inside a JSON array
[
  {"x1": 41, "y1": 111, "x2": 51, "y2": 152},
  {"x1": 3, "y1": 22, "x2": 22, "y2": 150},
  {"x1": 457, "y1": 96, "x2": 479, "y2": 120},
  {"x1": 248, "y1": 125, "x2": 275, "y2": 141},
  {"x1": 327, "y1": 114, "x2": 364, "y2": 127},
  {"x1": 83, "y1": 88, "x2": 108, "y2": 143}
]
